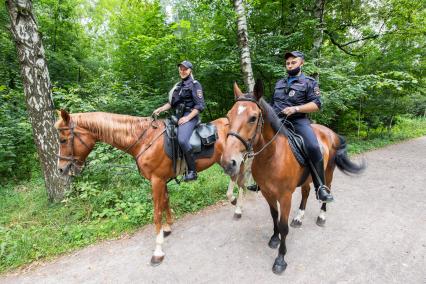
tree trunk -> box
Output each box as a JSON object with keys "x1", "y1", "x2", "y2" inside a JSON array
[
  {"x1": 234, "y1": 0, "x2": 255, "y2": 92},
  {"x1": 6, "y1": 0, "x2": 69, "y2": 201},
  {"x1": 311, "y1": 0, "x2": 326, "y2": 81}
]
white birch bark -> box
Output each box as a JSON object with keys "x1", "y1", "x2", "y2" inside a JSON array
[
  {"x1": 312, "y1": 0, "x2": 326, "y2": 81},
  {"x1": 6, "y1": 0, "x2": 69, "y2": 201},
  {"x1": 234, "y1": 0, "x2": 255, "y2": 92}
]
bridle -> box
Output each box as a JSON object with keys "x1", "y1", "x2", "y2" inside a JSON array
[
  {"x1": 226, "y1": 96, "x2": 285, "y2": 159},
  {"x1": 56, "y1": 116, "x2": 161, "y2": 175},
  {"x1": 226, "y1": 97, "x2": 264, "y2": 157},
  {"x1": 56, "y1": 120, "x2": 91, "y2": 174}
]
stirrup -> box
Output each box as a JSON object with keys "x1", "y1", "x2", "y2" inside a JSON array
[
  {"x1": 183, "y1": 171, "x2": 197, "y2": 182},
  {"x1": 315, "y1": 185, "x2": 334, "y2": 203},
  {"x1": 247, "y1": 184, "x2": 259, "y2": 192}
]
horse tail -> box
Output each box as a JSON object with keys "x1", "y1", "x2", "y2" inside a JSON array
[{"x1": 334, "y1": 135, "x2": 366, "y2": 175}]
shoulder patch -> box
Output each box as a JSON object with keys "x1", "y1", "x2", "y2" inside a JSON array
[
  {"x1": 314, "y1": 86, "x2": 321, "y2": 96},
  {"x1": 196, "y1": 89, "x2": 203, "y2": 98}
]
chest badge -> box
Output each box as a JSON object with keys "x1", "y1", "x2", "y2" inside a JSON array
[{"x1": 289, "y1": 90, "x2": 296, "y2": 97}]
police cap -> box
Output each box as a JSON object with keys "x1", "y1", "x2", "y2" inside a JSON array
[
  {"x1": 177, "y1": 60, "x2": 193, "y2": 69},
  {"x1": 284, "y1": 51, "x2": 305, "y2": 60}
]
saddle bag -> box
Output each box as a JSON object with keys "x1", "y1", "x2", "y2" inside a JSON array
[
  {"x1": 189, "y1": 122, "x2": 218, "y2": 153},
  {"x1": 196, "y1": 123, "x2": 218, "y2": 146}
]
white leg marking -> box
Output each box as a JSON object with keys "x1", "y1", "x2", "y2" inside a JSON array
[
  {"x1": 235, "y1": 186, "x2": 244, "y2": 215},
  {"x1": 226, "y1": 180, "x2": 235, "y2": 202},
  {"x1": 153, "y1": 229, "x2": 165, "y2": 257},
  {"x1": 318, "y1": 209, "x2": 326, "y2": 221},
  {"x1": 294, "y1": 209, "x2": 305, "y2": 222}
]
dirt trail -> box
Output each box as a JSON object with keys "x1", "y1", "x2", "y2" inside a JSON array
[{"x1": 2, "y1": 137, "x2": 425, "y2": 283}]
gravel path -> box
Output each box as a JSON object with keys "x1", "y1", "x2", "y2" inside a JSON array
[{"x1": 2, "y1": 137, "x2": 425, "y2": 283}]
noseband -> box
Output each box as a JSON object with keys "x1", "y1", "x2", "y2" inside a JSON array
[
  {"x1": 56, "y1": 120, "x2": 91, "y2": 172},
  {"x1": 227, "y1": 97, "x2": 264, "y2": 155}
]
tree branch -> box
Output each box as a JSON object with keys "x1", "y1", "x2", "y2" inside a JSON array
[
  {"x1": 340, "y1": 33, "x2": 380, "y2": 47},
  {"x1": 324, "y1": 30, "x2": 359, "y2": 56}
]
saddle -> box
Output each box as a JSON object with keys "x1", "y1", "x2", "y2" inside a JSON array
[
  {"x1": 281, "y1": 121, "x2": 308, "y2": 166},
  {"x1": 163, "y1": 116, "x2": 218, "y2": 176}
]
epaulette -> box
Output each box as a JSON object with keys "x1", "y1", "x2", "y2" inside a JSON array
[
  {"x1": 275, "y1": 78, "x2": 287, "y2": 87},
  {"x1": 305, "y1": 76, "x2": 316, "y2": 81}
]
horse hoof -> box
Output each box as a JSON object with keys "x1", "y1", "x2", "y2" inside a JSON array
[
  {"x1": 233, "y1": 213, "x2": 242, "y2": 219},
  {"x1": 272, "y1": 258, "x2": 287, "y2": 275},
  {"x1": 231, "y1": 198, "x2": 237, "y2": 206},
  {"x1": 290, "y1": 219, "x2": 302, "y2": 228},
  {"x1": 268, "y1": 236, "x2": 280, "y2": 249},
  {"x1": 150, "y1": 255, "x2": 164, "y2": 266},
  {"x1": 316, "y1": 217, "x2": 326, "y2": 227},
  {"x1": 164, "y1": 230, "x2": 172, "y2": 237}
]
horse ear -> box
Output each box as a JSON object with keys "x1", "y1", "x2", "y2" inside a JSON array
[
  {"x1": 233, "y1": 82, "x2": 243, "y2": 99},
  {"x1": 60, "y1": 109, "x2": 70, "y2": 124},
  {"x1": 253, "y1": 79, "x2": 264, "y2": 101}
]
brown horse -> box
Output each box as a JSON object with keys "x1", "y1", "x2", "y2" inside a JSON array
[
  {"x1": 221, "y1": 81, "x2": 365, "y2": 274},
  {"x1": 55, "y1": 110, "x2": 246, "y2": 265}
]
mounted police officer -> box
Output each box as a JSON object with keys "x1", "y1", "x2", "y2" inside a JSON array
[
  {"x1": 153, "y1": 60, "x2": 205, "y2": 181},
  {"x1": 271, "y1": 51, "x2": 334, "y2": 203}
]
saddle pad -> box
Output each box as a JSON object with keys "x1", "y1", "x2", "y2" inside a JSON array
[
  {"x1": 163, "y1": 133, "x2": 215, "y2": 161},
  {"x1": 285, "y1": 129, "x2": 308, "y2": 166}
]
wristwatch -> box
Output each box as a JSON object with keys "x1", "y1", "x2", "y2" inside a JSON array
[{"x1": 295, "y1": 106, "x2": 300, "y2": 113}]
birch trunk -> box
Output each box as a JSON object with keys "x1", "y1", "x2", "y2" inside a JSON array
[
  {"x1": 312, "y1": 0, "x2": 326, "y2": 58},
  {"x1": 6, "y1": 0, "x2": 69, "y2": 201},
  {"x1": 234, "y1": 0, "x2": 254, "y2": 92},
  {"x1": 312, "y1": 0, "x2": 326, "y2": 81}
]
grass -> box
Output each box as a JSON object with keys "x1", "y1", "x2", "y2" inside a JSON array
[
  {"x1": 0, "y1": 117, "x2": 425, "y2": 274},
  {"x1": 0, "y1": 165, "x2": 229, "y2": 274},
  {"x1": 346, "y1": 117, "x2": 426, "y2": 154}
]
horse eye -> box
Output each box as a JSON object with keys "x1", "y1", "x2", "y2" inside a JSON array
[
  {"x1": 248, "y1": 116, "x2": 257, "y2": 124},
  {"x1": 60, "y1": 139, "x2": 67, "y2": 144}
]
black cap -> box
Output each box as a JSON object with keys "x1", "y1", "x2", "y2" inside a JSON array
[
  {"x1": 177, "y1": 60, "x2": 193, "y2": 69},
  {"x1": 284, "y1": 51, "x2": 305, "y2": 60}
]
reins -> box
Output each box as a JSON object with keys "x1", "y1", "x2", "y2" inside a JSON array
[
  {"x1": 58, "y1": 116, "x2": 164, "y2": 173},
  {"x1": 227, "y1": 97, "x2": 285, "y2": 160},
  {"x1": 248, "y1": 118, "x2": 286, "y2": 158},
  {"x1": 57, "y1": 120, "x2": 92, "y2": 172}
]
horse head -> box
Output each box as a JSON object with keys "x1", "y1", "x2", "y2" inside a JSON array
[
  {"x1": 221, "y1": 80, "x2": 265, "y2": 176},
  {"x1": 55, "y1": 109, "x2": 96, "y2": 176}
]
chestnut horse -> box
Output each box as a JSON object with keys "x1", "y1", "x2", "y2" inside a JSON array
[
  {"x1": 55, "y1": 110, "x2": 246, "y2": 265},
  {"x1": 221, "y1": 81, "x2": 365, "y2": 274}
]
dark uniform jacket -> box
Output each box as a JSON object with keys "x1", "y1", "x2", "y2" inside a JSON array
[
  {"x1": 170, "y1": 76, "x2": 205, "y2": 113},
  {"x1": 272, "y1": 73, "x2": 321, "y2": 119}
]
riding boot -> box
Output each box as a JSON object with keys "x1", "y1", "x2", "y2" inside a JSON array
[
  {"x1": 310, "y1": 159, "x2": 334, "y2": 203},
  {"x1": 183, "y1": 150, "x2": 197, "y2": 181},
  {"x1": 247, "y1": 184, "x2": 259, "y2": 192}
]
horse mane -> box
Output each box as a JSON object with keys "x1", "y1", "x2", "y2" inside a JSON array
[
  {"x1": 241, "y1": 93, "x2": 288, "y2": 137},
  {"x1": 70, "y1": 112, "x2": 152, "y2": 146}
]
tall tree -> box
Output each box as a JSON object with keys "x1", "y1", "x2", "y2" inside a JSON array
[
  {"x1": 311, "y1": 0, "x2": 326, "y2": 81},
  {"x1": 234, "y1": 0, "x2": 254, "y2": 92},
  {"x1": 6, "y1": 0, "x2": 69, "y2": 201}
]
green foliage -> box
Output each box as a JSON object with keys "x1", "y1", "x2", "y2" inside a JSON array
[
  {"x1": 1, "y1": 0, "x2": 425, "y2": 272},
  {"x1": 347, "y1": 117, "x2": 426, "y2": 154},
  {"x1": 0, "y1": 89, "x2": 37, "y2": 181},
  {"x1": 0, "y1": 165, "x2": 229, "y2": 273},
  {"x1": 1, "y1": 118, "x2": 425, "y2": 273}
]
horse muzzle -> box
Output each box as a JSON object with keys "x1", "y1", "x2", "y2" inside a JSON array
[
  {"x1": 58, "y1": 162, "x2": 83, "y2": 177},
  {"x1": 221, "y1": 154, "x2": 243, "y2": 177}
]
